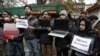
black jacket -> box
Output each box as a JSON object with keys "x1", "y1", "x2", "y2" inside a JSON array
[
  {"x1": 55, "y1": 18, "x2": 76, "y2": 48},
  {"x1": 72, "y1": 19, "x2": 98, "y2": 55},
  {"x1": 38, "y1": 20, "x2": 53, "y2": 44},
  {"x1": 24, "y1": 16, "x2": 38, "y2": 40},
  {"x1": 76, "y1": 30, "x2": 98, "y2": 55}
]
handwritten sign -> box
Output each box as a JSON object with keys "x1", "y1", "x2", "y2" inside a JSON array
[
  {"x1": 16, "y1": 19, "x2": 28, "y2": 28},
  {"x1": 71, "y1": 35, "x2": 92, "y2": 52}
]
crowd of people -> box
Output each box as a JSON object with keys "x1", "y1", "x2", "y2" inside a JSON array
[{"x1": 0, "y1": 5, "x2": 100, "y2": 56}]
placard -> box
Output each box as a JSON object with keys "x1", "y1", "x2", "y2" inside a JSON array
[
  {"x1": 71, "y1": 35, "x2": 93, "y2": 54},
  {"x1": 4, "y1": 23, "x2": 16, "y2": 29},
  {"x1": 16, "y1": 19, "x2": 28, "y2": 28},
  {"x1": 3, "y1": 23, "x2": 19, "y2": 40}
]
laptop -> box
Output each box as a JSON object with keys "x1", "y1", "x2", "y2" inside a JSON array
[
  {"x1": 48, "y1": 19, "x2": 69, "y2": 38},
  {"x1": 37, "y1": 19, "x2": 50, "y2": 29}
]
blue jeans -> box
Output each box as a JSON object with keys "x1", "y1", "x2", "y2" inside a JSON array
[
  {"x1": 25, "y1": 38, "x2": 40, "y2": 56},
  {"x1": 8, "y1": 41, "x2": 25, "y2": 56}
]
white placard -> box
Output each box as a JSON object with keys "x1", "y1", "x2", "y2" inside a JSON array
[
  {"x1": 4, "y1": 23, "x2": 17, "y2": 29},
  {"x1": 16, "y1": 19, "x2": 28, "y2": 28},
  {"x1": 71, "y1": 35, "x2": 92, "y2": 52}
]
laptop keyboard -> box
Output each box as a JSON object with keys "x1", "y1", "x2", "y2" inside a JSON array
[{"x1": 51, "y1": 30, "x2": 66, "y2": 34}]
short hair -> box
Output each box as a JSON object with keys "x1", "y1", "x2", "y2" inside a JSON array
[
  {"x1": 88, "y1": 15, "x2": 98, "y2": 21},
  {"x1": 24, "y1": 5, "x2": 32, "y2": 10},
  {"x1": 81, "y1": 11, "x2": 87, "y2": 15},
  {"x1": 14, "y1": 14, "x2": 20, "y2": 18},
  {"x1": 41, "y1": 10, "x2": 49, "y2": 16},
  {"x1": 3, "y1": 11, "x2": 12, "y2": 17}
]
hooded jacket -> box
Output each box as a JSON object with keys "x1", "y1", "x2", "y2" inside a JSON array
[{"x1": 75, "y1": 19, "x2": 98, "y2": 55}]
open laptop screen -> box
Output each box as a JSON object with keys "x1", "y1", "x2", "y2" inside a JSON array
[
  {"x1": 54, "y1": 19, "x2": 69, "y2": 30},
  {"x1": 39, "y1": 19, "x2": 50, "y2": 27}
]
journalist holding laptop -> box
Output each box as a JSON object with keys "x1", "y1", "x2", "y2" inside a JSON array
[
  {"x1": 54, "y1": 10, "x2": 76, "y2": 56},
  {"x1": 38, "y1": 10, "x2": 53, "y2": 56}
]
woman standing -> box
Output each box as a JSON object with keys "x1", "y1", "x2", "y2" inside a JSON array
[{"x1": 73, "y1": 19, "x2": 98, "y2": 56}]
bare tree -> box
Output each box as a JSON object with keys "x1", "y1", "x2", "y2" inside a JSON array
[
  {"x1": 78, "y1": 0, "x2": 84, "y2": 3},
  {"x1": 97, "y1": 0, "x2": 100, "y2": 2},
  {"x1": 37, "y1": 0, "x2": 47, "y2": 5},
  {"x1": 54, "y1": 0, "x2": 62, "y2": 3},
  {"x1": 2, "y1": 0, "x2": 27, "y2": 8}
]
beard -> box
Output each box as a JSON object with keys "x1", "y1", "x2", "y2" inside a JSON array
[{"x1": 25, "y1": 12, "x2": 31, "y2": 16}]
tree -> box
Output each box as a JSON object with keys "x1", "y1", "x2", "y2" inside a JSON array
[
  {"x1": 97, "y1": 0, "x2": 100, "y2": 2},
  {"x1": 37, "y1": 0, "x2": 47, "y2": 5},
  {"x1": 54, "y1": 0, "x2": 62, "y2": 3},
  {"x1": 62, "y1": 0, "x2": 74, "y2": 11},
  {"x1": 78, "y1": 0, "x2": 84, "y2": 3},
  {"x1": 1, "y1": 0, "x2": 27, "y2": 8}
]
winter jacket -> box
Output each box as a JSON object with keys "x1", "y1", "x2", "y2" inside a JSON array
[
  {"x1": 23, "y1": 16, "x2": 39, "y2": 40},
  {"x1": 38, "y1": 19, "x2": 53, "y2": 44},
  {"x1": 55, "y1": 18, "x2": 76, "y2": 48},
  {"x1": 72, "y1": 19, "x2": 98, "y2": 55}
]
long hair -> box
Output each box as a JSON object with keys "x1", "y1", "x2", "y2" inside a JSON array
[{"x1": 78, "y1": 19, "x2": 92, "y2": 32}]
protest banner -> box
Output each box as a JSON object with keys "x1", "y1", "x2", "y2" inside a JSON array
[{"x1": 16, "y1": 19, "x2": 28, "y2": 28}]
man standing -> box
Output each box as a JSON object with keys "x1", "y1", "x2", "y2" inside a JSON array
[
  {"x1": 23, "y1": 5, "x2": 40, "y2": 56},
  {"x1": 39, "y1": 10, "x2": 53, "y2": 56},
  {"x1": 1, "y1": 11, "x2": 13, "y2": 56}
]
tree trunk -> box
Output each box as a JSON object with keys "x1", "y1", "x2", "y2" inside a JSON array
[{"x1": 37, "y1": 0, "x2": 47, "y2": 5}]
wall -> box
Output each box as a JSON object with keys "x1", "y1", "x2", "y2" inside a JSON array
[
  {"x1": 0, "y1": 4, "x2": 62, "y2": 16},
  {"x1": 88, "y1": 9, "x2": 100, "y2": 20}
]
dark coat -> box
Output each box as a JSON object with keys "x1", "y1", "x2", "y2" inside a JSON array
[
  {"x1": 55, "y1": 18, "x2": 76, "y2": 49},
  {"x1": 74, "y1": 19, "x2": 98, "y2": 55},
  {"x1": 23, "y1": 16, "x2": 39, "y2": 40},
  {"x1": 38, "y1": 20, "x2": 53, "y2": 44}
]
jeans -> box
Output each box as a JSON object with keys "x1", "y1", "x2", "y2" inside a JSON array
[
  {"x1": 8, "y1": 41, "x2": 25, "y2": 56},
  {"x1": 25, "y1": 38, "x2": 40, "y2": 56}
]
